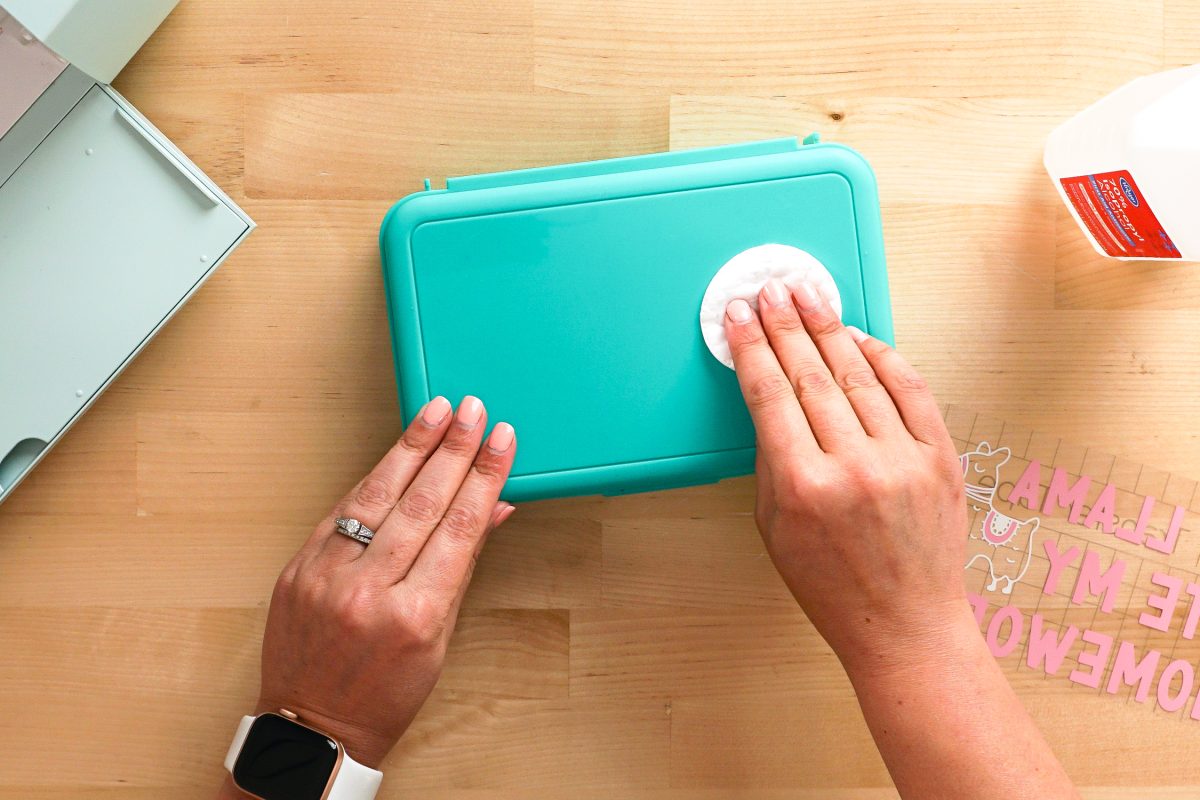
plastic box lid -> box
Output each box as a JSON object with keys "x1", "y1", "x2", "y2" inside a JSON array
[{"x1": 379, "y1": 137, "x2": 891, "y2": 502}]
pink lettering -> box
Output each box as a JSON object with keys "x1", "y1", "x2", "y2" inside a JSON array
[
  {"x1": 1139, "y1": 572, "x2": 1184, "y2": 633},
  {"x1": 1068, "y1": 628, "x2": 1114, "y2": 689},
  {"x1": 1146, "y1": 504, "x2": 1186, "y2": 555},
  {"x1": 1026, "y1": 614, "x2": 1077, "y2": 676},
  {"x1": 1042, "y1": 539, "x2": 1080, "y2": 596},
  {"x1": 1042, "y1": 468, "x2": 1092, "y2": 524},
  {"x1": 1183, "y1": 584, "x2": 1200, "y2": 640},
  {"x1": 1071, "y1": 552, "x2": 1126, "y2": 613},
  {"x1": 1104, "y1": 642, "x2": 1160, "y2": 703},
  {"x1": 1007, "y1": 460, "x2": 1042, "y2": 511},
  {"x1": 1157, "y1": 659, "x2": 1195, "y2": 713},
  {"x1": 1116, "y1": 495, "x2": 1154, "y2": 546},
  {"x1": 1083, "y1": 483, "x2": 1117, "y2": 534},
  {"x1": 986, "y1": 606, "x2": 1023, "y2": 658}
]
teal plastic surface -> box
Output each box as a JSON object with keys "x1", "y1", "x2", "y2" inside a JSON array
[{"x1": 379, "y1": 138, "x2": 892, "y2": 502}]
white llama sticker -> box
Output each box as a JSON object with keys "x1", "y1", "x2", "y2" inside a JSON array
[{"x1": 961, "y1": 442, "x2": 1040, "y2": 595}]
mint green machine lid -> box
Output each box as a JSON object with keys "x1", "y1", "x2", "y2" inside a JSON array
[{"x1": 379, "y1": 137, "x2": 892, "y2": 502}]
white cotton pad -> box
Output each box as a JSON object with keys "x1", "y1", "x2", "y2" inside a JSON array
[{"x1": 699, "y1": 244, "x2": 842, "y2": 369}]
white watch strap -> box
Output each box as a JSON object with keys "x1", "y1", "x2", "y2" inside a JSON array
[
  {"x1": 223, "y1": 715, "x2": 255, "y2": 773},
  {"x1": 224, "y1": 714, "x2": 383, "y2": 800},
  {"x1": 326, "y1": 749, "x2": 383, "y2": 800}
]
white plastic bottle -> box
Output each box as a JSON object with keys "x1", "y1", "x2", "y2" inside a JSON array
[{"x1": 1045, "y1": 64, "x2": 1200, "y2": 262}]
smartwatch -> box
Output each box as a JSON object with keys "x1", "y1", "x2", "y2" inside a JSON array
[{"x1": 224, "y1": 709, "x2": 383, "y2": 800}]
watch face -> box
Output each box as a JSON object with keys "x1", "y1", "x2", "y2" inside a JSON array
[{"x1": 233, "y1": 713, "x2": 340, "y2": 800}]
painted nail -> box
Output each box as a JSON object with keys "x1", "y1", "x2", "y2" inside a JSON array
[
  {"x1": 457, "y1": 396, "x2": 484, "y2": 427},
  {"x1": 762, "y1": 278, "x2": 789, "y2": 307},
  {"x1": 495, "y1": 504, "x2": 517, "y2": 526},
  {"x1": 846, "y1": 325, "x2": 870, "y2": 343},
  {"x1": 487, "y1": 421, "x2": 515, "y2": 453},
  {"x1": 726, "y1": 298, "x2": 754, "y2": 324},
  {"x1": 793, "y1": 281, "x2": 822, "y2": 311},
  {"x1": 421, "y1": 395, "x2": 451, "y2": 426}
]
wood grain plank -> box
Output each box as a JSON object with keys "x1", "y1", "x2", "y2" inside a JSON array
[
  {"x1": 116, "y1": 0, "x2": 536, "y2": 95},
  {"x1": 569, "y1": 608, "x2": 851, "y2": 700},
  {"x1": 601, "y1": 517, "x2": 794, "y2": 609},
  {"x1": 670, "y1": 692, "x2": 889, "y2": 788},
  {"x1": 1165, "y1": 0, "x2": 1200, "y2": 68},
  {"x1": 0, "y1": 607, "x2": 261, "y2": 787},
  {"x1": 535, "y1": 0, "x2": 1163, "y2": 100},
  {"x1": 134, "y1": 409, "x2": 394, "y2": 520},
  {"x1": 383, "y1": 698, "x2": 670, "y2": 790},
  {"x1": 245, "y1": 93, "x2": 668, "y2": 199},
  {"x1": 0, "y1": 400, "x2": 136, "y2": 516},
  {"x1": 463, "y1": 517, "x2": 603, "y2": 609},
  {"x1": 438, "y1": 610, "x2": 570, "y2": 700},
  {"x1": 670, "y1": 95, "x2": 1063, "y2": 206}
]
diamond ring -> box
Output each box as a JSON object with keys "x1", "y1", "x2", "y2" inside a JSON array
[{"x1": 334, "y1": 517, "x2": 375, "y2": 546}]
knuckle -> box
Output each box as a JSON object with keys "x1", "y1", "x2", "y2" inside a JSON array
[
  {"x1": 355, "y1": 475, "x2": 397, "y2": 510},
  {"x1": 440, "y1": 504, "x2": 483, "y2": 543},
  {"x1": 896, "y1": 370, "x2": 930, "y2": 393},
  {"x1": 403, "y1": 597, "x2": 445, "y2": 647},
  {"x1": 849, "y1": 459, "x2": 899, "y2": 497},
  {"x1": 727, "y1": 321, "x2": 765, "y2": 353},
  {"x1": 837, "y1": 367, "x2": 880, "y2": 393},
  {"x1": 772, "y1": 469, "x2": 812, "y2": 514},
  {"x1": 440, "y1": 431, "x2": 480, "y2": 457},
  {"x1": 746, "y1": 374, "x2": 794, "y2": 408},
  {"x1": 334, "y1": 584, "x2": 378, "y2": 631},
  {"x1": 471, "y1": 451, "x2": 506, "y2": 480},
  {"x1": 765, "y1": 307, "x2": 805, "y2": 332},
  {"x1": 273, "y1": 561, "x2": 301, "y2": 599},
  {"x1": 860, "y1": 337, "x2": 893, "y2": 359},
  {"x1": 397, "y1": 488, "x2": 444, "y2": 524},
  {"x1": 808, "y1": 312, "x2": 843, "y2": 339},
  {"x1": 397, "y1": 430, "x2": 430, "y2": 457},
  {"x1": 794, "y1": 366, "x2": 836, "y2": 397}
]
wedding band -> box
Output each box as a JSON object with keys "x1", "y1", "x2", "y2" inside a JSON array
[{"x1": 335, "y1": 517, "x2": 375, "y2": 546}]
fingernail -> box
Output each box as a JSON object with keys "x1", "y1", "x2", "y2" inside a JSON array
[
  {"x1": 793, "y1": 281, "x2": 822, "y2": 311},
  {"x1": 495, "y1": 504, "x2": 517, "y2": 526},
  {"x1": 487, "y1": 421, "x2": 515, "y2": 453},
  {"x1": 726, "y1": 298, "x2": 754, "y2": 324},
  {"x1": 457, "y1": 396, "x2": 484, "y2": 427},
  {"x1": 421, "y1": 396, "x2": 451, "y2": 426},
  {"x1": 846, "y1": 325, "x2": 870, "y2": 343},
  {"x1": 762, "y1": 278, "x2": 788, "y2": 308}
]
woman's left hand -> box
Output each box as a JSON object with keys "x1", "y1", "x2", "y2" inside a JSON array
[{"x1": 251, "y1": 395, "x2": 516, "y2": 768}]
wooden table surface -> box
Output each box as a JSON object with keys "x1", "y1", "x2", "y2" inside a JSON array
[{"x1": 4, "y1": 1, "x2": 1200, "y2": 797}]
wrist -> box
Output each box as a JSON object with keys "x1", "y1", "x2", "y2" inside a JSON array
[
  {"x1": 835, "y1": 598, "x2": 985, "y2": 687},
  {"x1": 251, "y1": 698, "x2": 396, "y2": 770}
]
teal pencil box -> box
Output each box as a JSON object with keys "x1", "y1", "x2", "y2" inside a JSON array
[{"x1": 379, "y1": 137, "x2": 891, "y2": 502}]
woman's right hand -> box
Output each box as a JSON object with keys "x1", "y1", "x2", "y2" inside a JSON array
[
  {"x1": 723, "y1": 278, "x2": 970, "y2": 672},
  {"x1": 724, "y1": 279, "x2": 1079, "y2": 800}
]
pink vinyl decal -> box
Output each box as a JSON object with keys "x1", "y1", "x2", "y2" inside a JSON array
[
  {"x1": 982, "y1": 510, "x2": 1018, "y2": 545},
  {"x1": 961, "y1": 441, "x2": 1041, "y2": 595}
]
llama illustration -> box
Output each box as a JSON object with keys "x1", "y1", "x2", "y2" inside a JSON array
[{"x1": 961, "y1": 442, "x2": 1040, "y2": 595}]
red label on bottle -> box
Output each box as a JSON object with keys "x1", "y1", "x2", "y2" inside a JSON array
[{"x1": 1059, "y1": 171, "x2": 1180, "y2": 259}]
